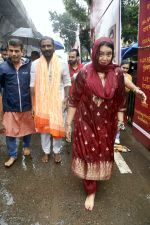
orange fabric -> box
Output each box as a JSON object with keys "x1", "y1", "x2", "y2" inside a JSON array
[{"x1": 34, "y1": 54, "x2": 65, "y2": 138}]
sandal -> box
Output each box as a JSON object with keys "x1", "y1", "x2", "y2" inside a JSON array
[
  {"x1": 5, "y1": 157, "x2": 16, "y2": 167},
  {"x1": 23, "y1": 147, "x2": 30, "y2": 156}
]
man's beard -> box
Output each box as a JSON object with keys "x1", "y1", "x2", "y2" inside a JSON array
[
  {"x1": 43, "y1": 51, "x2": 53, "y2": 59},
  {"x1": 11, "y1": 56, "x2": 20, "y2": 63},
  {"x1": 69, "y1": 60, "x2": 77, "y2": 66}
]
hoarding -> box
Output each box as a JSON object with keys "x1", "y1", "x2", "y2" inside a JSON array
[
  {"x1": 90, "y1": 0, "x2": 121, "y2": 63},
  {"x1": 133, "y1": 0, "x2": 150, "y2": 150}
]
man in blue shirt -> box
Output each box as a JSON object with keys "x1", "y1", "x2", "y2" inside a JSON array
[{"x1": 0, "y1": 38, "x2": 35, "y2": 167}]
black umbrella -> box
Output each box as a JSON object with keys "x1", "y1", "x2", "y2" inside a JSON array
[
  {"x1": 10, "y1": 27, "x2": 42, "y2": 46},
  {"x1": 3, "y1": 28, "x2": 65, "y2": 54},
  {"x1": 10, "y1": 28, "x2": 64, "y2": 50}
]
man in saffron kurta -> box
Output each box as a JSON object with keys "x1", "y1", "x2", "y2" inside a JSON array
[{"x1": 30, "y1": 36, "x2": 71, "y2": 163}]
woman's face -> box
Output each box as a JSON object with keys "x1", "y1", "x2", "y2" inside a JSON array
[
  {"x1": 121, "y1": 63, "x2": 129, "y2": 74},
  {"x1": 98, "y1": 45, "x2": 113, "y2": 66}
]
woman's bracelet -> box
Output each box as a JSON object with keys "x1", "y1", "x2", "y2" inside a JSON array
[{"x1": 133, "y1": 87, "x2": 140, "y2": 94}]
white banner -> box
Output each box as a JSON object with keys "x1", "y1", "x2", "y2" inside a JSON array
[{"x1": 90, "y1": 0, "x2": 121, "y2": 64}]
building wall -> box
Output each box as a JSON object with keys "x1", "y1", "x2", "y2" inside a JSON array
[{"x1": 0, "y1": 0, "x2": 36, "y2": 42}]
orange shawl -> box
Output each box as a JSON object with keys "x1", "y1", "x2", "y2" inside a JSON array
[{"x1": 34, "y1": 54, "x2": 65, "y2": 138}]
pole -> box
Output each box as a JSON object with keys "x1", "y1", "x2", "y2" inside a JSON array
[{"x1": 76, "y1": 24, "x2": 81, "y2": 57}]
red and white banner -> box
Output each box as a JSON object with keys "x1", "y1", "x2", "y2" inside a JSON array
[
  {"x1": 90, "y1": 0, "x2": 121, "y2": 64},
  {"x1": 132, "y1": 0, "x2": 150, "y2": 150}
]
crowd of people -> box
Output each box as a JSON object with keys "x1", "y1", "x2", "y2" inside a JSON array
[{"x1": 0, "y1": 36, "x2": 146, "y2": 210}]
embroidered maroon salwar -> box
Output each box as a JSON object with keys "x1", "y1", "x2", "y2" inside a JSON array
[
  {"x1": 70, "y1": 66, "x2": 125, "y2": 183},
  {"x1": 69, "y1": 38, "x2": 125, "y2": 188},
  {"x1": 83, "y1": 180, "x2": 97, "y2": 194}
]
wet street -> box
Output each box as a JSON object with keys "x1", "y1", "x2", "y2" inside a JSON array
[{"x1": 0, "y1": 127, "x2": 150, "y2": 225}]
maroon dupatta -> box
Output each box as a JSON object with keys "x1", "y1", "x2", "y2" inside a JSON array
[{"x1": 86, "y1": 37, "x2": 119, "y2": 99}]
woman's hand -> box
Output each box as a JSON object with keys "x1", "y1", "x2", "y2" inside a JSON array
[
  {"x1": 65, "y1": 123, "x2": 72, "y2": 142},
  {"x1": 124, "y1": 78, "x2": 147, "y2": 104},
  {"x1": 134, "y1": 88, "x2": 147, "y2": 104}
]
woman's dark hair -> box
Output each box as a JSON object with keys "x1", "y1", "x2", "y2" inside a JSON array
[
  {"x1": 8, "y1": 38, "x2": 23, "y2": 51},
  {"x1": 121, "y1": 60, "x2": 130, "y2": 66}
]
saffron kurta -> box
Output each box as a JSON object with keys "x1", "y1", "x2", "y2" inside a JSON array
[
  {"x1": 69, "y1": 66, "x2": 125, "y2": 181},
  {"x1": 3, "y1": 111, "x2": 35, "y2": 137}
]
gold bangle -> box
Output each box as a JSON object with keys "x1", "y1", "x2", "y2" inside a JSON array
[{"x1": 133, "y1": 87, "x2": 140, "y2": 93}]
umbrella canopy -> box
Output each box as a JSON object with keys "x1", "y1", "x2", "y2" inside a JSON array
[
  {"x1": 54, "y1": 40, "x2": 64, "y2": 50},
  {"x1": 10, "y1": 28, "x2": 64, "y2": 50},
  {"x1": 121, "y1": 47, "x2": 129, "y2": 58},
  {"x1": 10, "y1": 27, "x2": 42, "y2": 46},
  {"x1": 11, "y1": 28, "x2": 37, "y2": 38},
  {"x1": 3, "y1": 28, "x2": 65, "y2": 54},
  {"x1": 122, "y1": 43, "x2": 138, "y2": 59}
]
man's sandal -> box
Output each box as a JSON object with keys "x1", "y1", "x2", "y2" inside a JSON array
[
  {"x1": 4, "y1": 157, "x2": 16, "y2": 167},
  {"x1": 23, "y1": 147, "x2": 30, "y2": 156}
]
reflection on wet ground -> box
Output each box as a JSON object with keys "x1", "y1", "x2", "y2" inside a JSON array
[{"x1": 0, "y1": 132, "x2": 150, "y2": 225}]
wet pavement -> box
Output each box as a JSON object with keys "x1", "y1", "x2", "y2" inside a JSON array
[{"x1": 0, "y1": 127, "x2": 150, "y2": 225}]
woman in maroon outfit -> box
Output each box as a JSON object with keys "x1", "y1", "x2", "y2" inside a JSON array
[{"x1": 66, "y1": 37, "x2": 125, "y2": 210}]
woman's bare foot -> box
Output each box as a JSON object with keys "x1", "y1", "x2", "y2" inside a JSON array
[
  {"x1": 84, "y1": 193, "x2": 95, "y2": 211},
  {"x1": 42, "y1": 154, "x2": 49, "y2": 163}
]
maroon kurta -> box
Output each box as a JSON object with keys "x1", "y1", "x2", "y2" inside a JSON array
[
  {"x1": 69, "y1": 63, "x2": 84, "y2": 96},
  {"x1": 69, "y1": 66, "x2": 125, "y2": 180}
]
